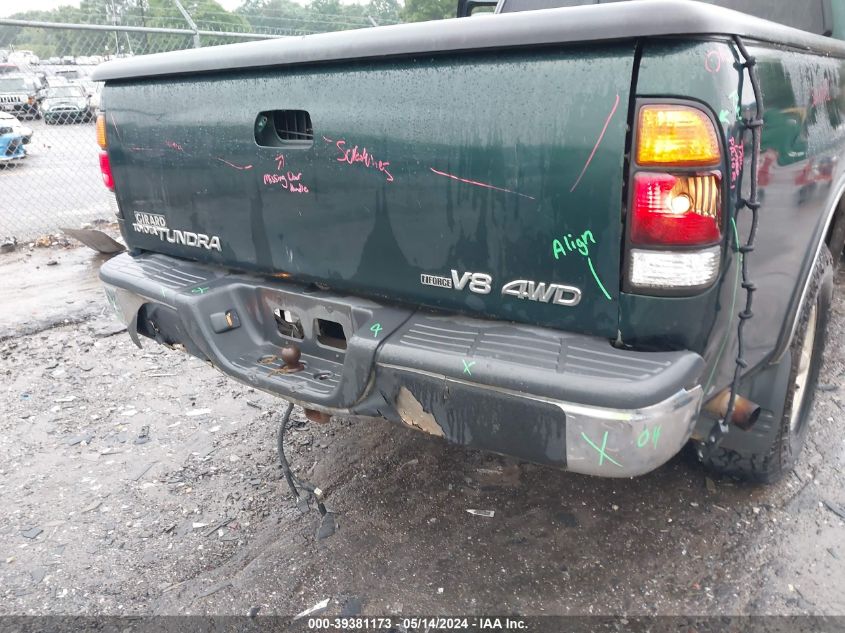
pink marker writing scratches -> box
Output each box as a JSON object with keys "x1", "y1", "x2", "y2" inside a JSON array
[
  {"x1": 216, "y1": 158, "x2": 253, "y2": 171},
  {"x1": 429, "y1": 168, "x2": 535, "y2": 200},
  {"x1": 570, "y1": 93, "x2": 621, "y2": 193},
  {"x1": 109, "y1": 112, "x2": 122, "y2": 141}
]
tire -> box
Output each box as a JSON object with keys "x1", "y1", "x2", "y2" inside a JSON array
[{"x1": 701, "y1": 246, "x2": 834, "y2": 483}]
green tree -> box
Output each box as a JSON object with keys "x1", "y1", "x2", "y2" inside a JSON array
[
  {"x1": 401, "y1": 0, "x2": 455, "y2": 22},
  {"x1": 236, "y1": 0, "x2": 307, "y2": 34},
  {"x1": 367, "y1": 0, "x2": 401, "y2": 24},
  {"x1": 0, "y1": 0, "x2": 408, "y2": 59},
  {"x1": 237, "y1": 0, "x2": 389, "y2": 35},
  {"x1": 176, "y1": 0, "x2": 251, "y2": 33}
]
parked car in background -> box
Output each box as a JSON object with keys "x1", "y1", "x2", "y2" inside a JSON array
[
  {"x1": 77, "y1": 80, "x2": 104, "y2": 111},
  {"x1": 41, "y1": 84, "x2": 94, "y2": 124},
  {"x1": 0, "y1": 74, "x2": 41, "y2": 119},
  {"x1": 55, "y1": 68, "x2": 86, "y2": 82},
  {"x1": 0, "y1": 111, "x2": 33, "y2": 144},
  {"x1": 8, "y1": 50, "x2": 40, "y2": 67},
  {"x1": 0, "y1": 123, "x2": 26, "y2": 166}
]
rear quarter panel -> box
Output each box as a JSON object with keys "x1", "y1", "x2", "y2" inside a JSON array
[{"x1": 628, "y1": 38, "x2": 845, "y2": 399}]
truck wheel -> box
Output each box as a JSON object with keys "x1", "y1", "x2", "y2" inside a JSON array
[{"x1": 701, "y1": 246, "x2": 833, "y2": 483}]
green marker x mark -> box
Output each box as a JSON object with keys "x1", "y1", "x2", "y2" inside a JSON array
[
  {"x1": 581, "y1": 431, "x2": 623, "y2": 467},
  {"x1": 370, "y1": 323, "x2": 383, "y2": 338},
  {"x1": 191, "y1": 286, "x2": 210, "y2": 295},
  {"x1": 462, "y1": 359, "x2": 476, "y2": 376}
]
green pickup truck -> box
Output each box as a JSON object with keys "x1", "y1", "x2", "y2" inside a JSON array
[{"x1": 93, "y1": 0, "x2": 845, "y2": 484}]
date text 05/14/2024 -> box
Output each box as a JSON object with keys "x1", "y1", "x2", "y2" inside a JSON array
[{"x1": 306, "y1": 617, "x2": 528, "y2": 630}]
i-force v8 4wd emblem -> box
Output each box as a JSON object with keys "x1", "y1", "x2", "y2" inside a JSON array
[{"x1": 420, "y1": 270, "x2": 581, "y2": 307}]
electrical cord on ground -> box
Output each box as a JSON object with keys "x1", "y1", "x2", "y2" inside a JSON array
[{"x1": 277, "y1": 401, "x2": 328, "y2": 516}]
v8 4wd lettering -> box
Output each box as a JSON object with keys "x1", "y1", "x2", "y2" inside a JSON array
[
  {"x1": 433, "y1": 270, "x2": 582, "y2": 306},
  {"x1": 95, "y1": 0, "x2": 845, "y2": 485},
  {"x1": 501, "y1": 280, "x2": 581, "y2": 306},
  {"x1": 451, "y1": 270, "x2": 493, "y2": 295}
]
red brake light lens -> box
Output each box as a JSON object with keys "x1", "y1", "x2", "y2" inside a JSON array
[
  {"x1": 631, "y1": 172, "x2": 721, "y2": 246},
  {"x1": 99, "y1": 150, "x2": 114, "y2": 190}
]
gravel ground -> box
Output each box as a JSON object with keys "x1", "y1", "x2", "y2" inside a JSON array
[{"x1": 0, "y1": 242, "x2": 844, "y2": 618}]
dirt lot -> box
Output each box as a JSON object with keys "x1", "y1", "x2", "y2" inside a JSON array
[{"x1": 1, "y1": 242, "x2": 844, "y2": 619}]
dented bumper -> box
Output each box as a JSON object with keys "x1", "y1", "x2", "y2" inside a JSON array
[{"x1": 101, "y1": 252, "x2": 705, "y2": 478}]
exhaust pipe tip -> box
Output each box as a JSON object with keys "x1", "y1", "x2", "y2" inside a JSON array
[{"x1": 703, "y1": 389, "x2": 762, "y2": 431}]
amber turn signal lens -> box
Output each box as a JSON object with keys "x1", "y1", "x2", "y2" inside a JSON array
[
  {"x1": 636, "y1": 105, "x2": 720, "y2": 166},
  {"x1": 96, "y1": 113, "x2": 108, "y2": 150}
]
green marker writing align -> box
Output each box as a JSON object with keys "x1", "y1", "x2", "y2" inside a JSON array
[
  {"x1": 553, "y1": 230, "x2": 596, "y2": 259},
  {"x1": 552, "y1": 230, "x2": 611, "y2": 301}
]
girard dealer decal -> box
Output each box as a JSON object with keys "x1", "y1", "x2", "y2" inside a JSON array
[{"x1": 131, "y1": 212, "x2": 222, "y2": 252}]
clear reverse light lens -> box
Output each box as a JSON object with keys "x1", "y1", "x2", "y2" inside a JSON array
[{"x1": 629, "y1": 246, "x2": 720, "y2": 289}]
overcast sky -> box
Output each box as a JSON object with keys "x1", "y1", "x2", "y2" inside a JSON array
[{"x1": 0, "y1": 0, "x2": 251, "y2": 18}]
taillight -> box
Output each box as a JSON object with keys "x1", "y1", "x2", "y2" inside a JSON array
[
  {"x1": 96, "y1": 113, "x2": 114, "y2": 191},
  {"x1": 636, "y1": 105, "x2": 720, "y2": 167},
  {"x1": 631, "y1": 172, "x2": 721, "y2": 245},
  {"x1": 99, "y1": 151, "x2": 114, "y2": 190},
  {"x1": 626, "y1": 104, "x2": 724, "y2": 293},
  {"x1": 96, "y1": 113, "x2": 107, "y2": 150}
]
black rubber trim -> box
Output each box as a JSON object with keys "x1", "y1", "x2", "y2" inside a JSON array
[{"x1": 93, "y1": 0, "x2": 845, "y2": 82}]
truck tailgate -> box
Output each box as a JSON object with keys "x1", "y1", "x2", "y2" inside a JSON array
[{"x1": 105, "y1": 44, "x2": 634, "y2": 338}]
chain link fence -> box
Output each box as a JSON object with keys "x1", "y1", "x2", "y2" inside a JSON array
[
  {"x1": 0, "y1": 11, "x2": 395, "y2": 242},
  {"x1": 0, "y1": 21, "x2": 282, "y2": 242}
]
